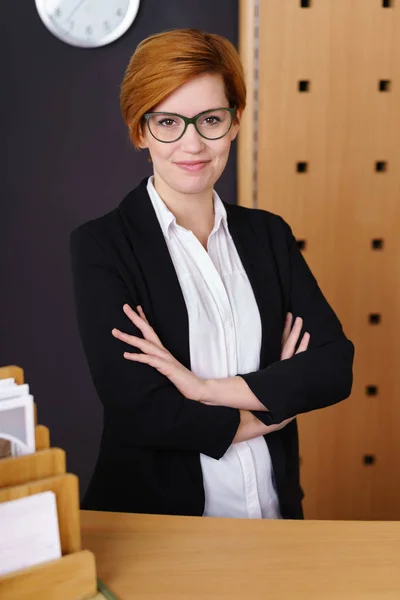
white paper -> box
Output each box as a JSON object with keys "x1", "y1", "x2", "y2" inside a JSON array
[
  {"x1": 0, "y1": 492, "x2": 62, "y2": 576},
  {"x1": 0, "y1": 394, "x2": 35, "y2": 456},
  {"x1": 0, "y1": 384, "x2": 30, "y2": 400},
  {"x1": 0, "y1": 378, "x2": 16, "y2": 388}
]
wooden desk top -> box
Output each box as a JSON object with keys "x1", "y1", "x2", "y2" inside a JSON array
[{"x1": 81, "y1": 511, "x2": 400, "y2": 599}]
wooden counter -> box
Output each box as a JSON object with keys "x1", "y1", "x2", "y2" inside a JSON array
[{"x1": 81, "y1": 510, "x2": 400, "y2": 599}]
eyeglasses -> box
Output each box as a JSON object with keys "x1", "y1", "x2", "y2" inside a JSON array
[{"x1": 143, "y1": 107, "x2": 236, "y2": 143}]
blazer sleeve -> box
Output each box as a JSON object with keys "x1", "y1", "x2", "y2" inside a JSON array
[
  {"x1": 241, "y1": 215, "x2": 355, "y2": 424},
  {"x1": 70, "y1": 226, "x2": 240, "y2": 459}
]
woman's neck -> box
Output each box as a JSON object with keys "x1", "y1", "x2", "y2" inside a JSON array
[{"x1": 153, "y1": 174, "x2": 215, "y2": 248}]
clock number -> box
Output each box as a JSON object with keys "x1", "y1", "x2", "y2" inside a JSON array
[
  {"x1": 116, "y1": 8, "x2": 124, "y2": 17},
  {"x1": 103, "y1": 21, "x2": 110, "y2": 31},
  {"x1": 54, "y1": 8, "x2": 62, "y2": 18},
  {"x1": 86, "y1": 25, "x2": 93, "y2": 36}
]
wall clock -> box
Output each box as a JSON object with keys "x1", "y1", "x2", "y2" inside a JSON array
[{"x1": 35, "y1": 0, "x2": 140, "y2": 48}]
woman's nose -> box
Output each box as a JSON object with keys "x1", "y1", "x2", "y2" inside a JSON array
[{"x1": 180, "y1": 123, "x2": 205, "y2": 152}]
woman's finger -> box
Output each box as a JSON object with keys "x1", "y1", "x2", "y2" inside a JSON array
[
  {"x1": 137, "y1": 305, "x2": 149, "y2": 324},
  {"x1": 281, "y1": 316, "x2": 303, "y2": 360},
  {"x1": 295, "y1": 332, "x2": 310, "y2": 354},
  {"x1": 281, "y1": 312, "x2": 293, "y2": 348},
  {"x1": 123, "y1": 304, "x2": 164, "y2": 348},
  {"x1": 112, "y1": 329, "x2": 170, "y2": 360},
  {"x1": 124, "y1": 351, "x2": 163, "y2": 366},
  {"x1": 124, "y1": 352, "x2": 178, "y2": 379}
]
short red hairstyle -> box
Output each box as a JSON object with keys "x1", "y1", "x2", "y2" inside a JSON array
[{"x1": 120, "y1": 28, "x2": 246, "y2": 148}]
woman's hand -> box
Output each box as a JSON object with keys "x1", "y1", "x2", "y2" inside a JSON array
[
  {"x1": 198, "y1": 312, "x2": 311, "y2": 411},
  {"x1": 281, "y1": 313, "x2": 310, "y2": 360},
  {"x1": 112, "y1": 304, "x2": 207, "y2": 401}
]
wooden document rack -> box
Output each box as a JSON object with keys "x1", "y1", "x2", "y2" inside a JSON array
[{"x1": 0, "y1": 365, "x2": 101, "y2": 600}]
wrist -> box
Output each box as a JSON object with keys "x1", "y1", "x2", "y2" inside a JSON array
[{"x1": 201, "y1": 379, "x2": 215, "y2": 403}]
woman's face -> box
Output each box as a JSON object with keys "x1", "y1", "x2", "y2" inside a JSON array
[{"x1": 140, "y1": 73, "x2": 240, "y2": 198}]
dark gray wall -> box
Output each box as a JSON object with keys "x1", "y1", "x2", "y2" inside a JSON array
[{"x1": 1, "y1": 1, "x2": 238, "y2": 497}]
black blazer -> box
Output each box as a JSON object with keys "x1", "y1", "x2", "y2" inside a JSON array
[{"x1": 70, "y1": 178, "x2": 354, "y2": 519}]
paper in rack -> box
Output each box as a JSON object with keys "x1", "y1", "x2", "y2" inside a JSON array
[
  {"x1": 0, "y1": 393, "x2": 35, "y2": 458},
  {"x1": 0, "y1": 491, "x2": 62, "y2": 577},
  {"x1": 0, "y1": 384, "x2": 30, "y2": 400},
  {"x1": 0, "y1": 378, "x2": 16, "y2": 388}
]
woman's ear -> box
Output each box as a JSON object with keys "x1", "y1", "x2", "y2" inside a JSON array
[
  {"x1": 230, "y1": 108, "x2": 243, "y2": 141},
  {"x1": 134, "y1": 121, "x2": 149, "y2": 149},
  {"x1": 137, "y1": 132, "x2": 149, "y2": 149}
]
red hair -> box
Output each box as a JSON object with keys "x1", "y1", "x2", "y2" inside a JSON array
[{"x1": 120, "y1": 28, "x2": 246, "y2": 148}]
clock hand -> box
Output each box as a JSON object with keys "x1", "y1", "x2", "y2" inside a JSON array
[{"x1": 65, "y1": 0, "x2": 88, "y2": 23}]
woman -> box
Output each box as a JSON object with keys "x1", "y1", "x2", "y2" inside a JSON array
[{"x1": 70, "y1": 29, "x2": 354, "y2": 519}]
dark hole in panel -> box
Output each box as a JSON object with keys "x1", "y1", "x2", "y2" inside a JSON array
[
  {"x1": 296, "y1": 240, "x2": 307, "y2": 251},
  {"x1": 369, "y1": 313, "x2": 381, "y2": 324},
  {"x1": 372, "y1": 239, "x2": 384, "y2": 250},
  {"x1": 363, "y1": 455, "x2": 376, "y2": 466},
  {"x1": 375, "y1": 161, "x2": 387, "y2": 172},
  {"x1": 297, "y1": 162, "x2": 308, "y2": 173},
  {"x1": 379, "y1": 80, "x2": 391, "y2": 92},
  {"x1": 300, "y1": 0, "x2": 311, "y2": 6},
  {"x1": 366, "y1": 385, "x2": 378, "y2": 396},
  {"x1": 298, "y1": 80, "x2": 310, "y2": 92}
]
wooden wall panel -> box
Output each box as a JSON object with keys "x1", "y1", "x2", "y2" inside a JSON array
[{"x1": 239, "y1": 0, "x2": 400, "y2": 520}]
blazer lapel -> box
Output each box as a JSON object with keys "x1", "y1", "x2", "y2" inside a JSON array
[
  {"x1": 224, "y1": 203, "x2": 285, "y2": 369},
  {"x1": 117, "y1": 179, "x2": 191, "y2": 368}
]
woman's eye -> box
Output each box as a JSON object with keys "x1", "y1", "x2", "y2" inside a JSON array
[
  {"x1": 204, "y1": 116, "x2": 221, "y2": 125},
  {"x1": 158, "y1": 119, "x2": 176, "y2": 127}
]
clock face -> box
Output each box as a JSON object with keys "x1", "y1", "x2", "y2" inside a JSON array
[{"x1": 35, "y1": 0, "x2": 140, "y2": 48}]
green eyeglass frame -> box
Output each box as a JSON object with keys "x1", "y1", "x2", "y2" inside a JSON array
[{"x1": 143, "y1": 107, "x2": 236, "y2": 143}]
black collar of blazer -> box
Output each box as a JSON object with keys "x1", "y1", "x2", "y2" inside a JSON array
[{"x1": 117, "y1": 177, "x2": 284, "y2": 372}]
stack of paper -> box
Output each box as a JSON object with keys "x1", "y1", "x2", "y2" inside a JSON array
[
  {"x1": 0, "y1": 378, "x2": 35, "y2": 459},
  {"x1": 0, "y1": 492, "x2": 62, "y2": 576}
]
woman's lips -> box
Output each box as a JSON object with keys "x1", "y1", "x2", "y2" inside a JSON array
[{"x1": 174, "y1": 160, "x2": 210, "y2": 172}]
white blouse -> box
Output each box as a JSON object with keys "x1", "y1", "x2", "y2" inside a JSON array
[{"x1": 147, "y1": 177, "x2": 280, "y2": 519}]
